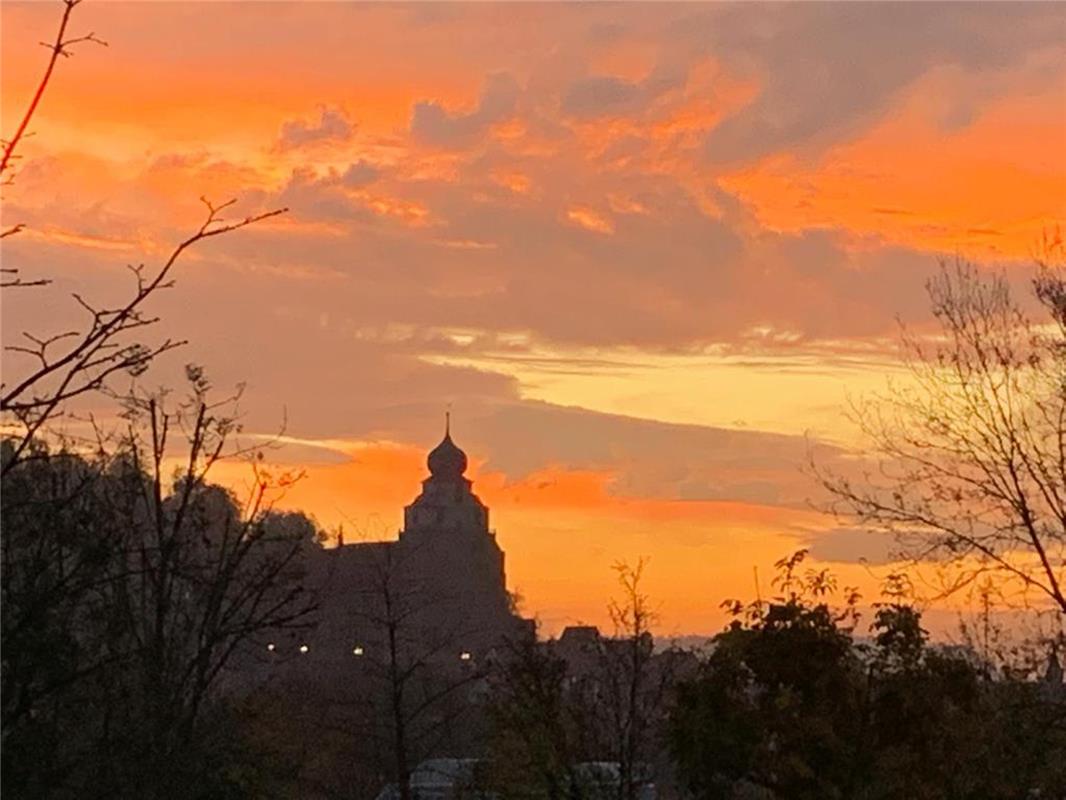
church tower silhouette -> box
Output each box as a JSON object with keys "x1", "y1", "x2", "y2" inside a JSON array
[
  {"x1": 395, "y1": 414, "x2": 524, "y2": 651},
  {"x1": 402, "y1": 413, "x2": 489, "y2": 535},
  {"x1": 300, "y1": 414, "x2": 532, "y2": 674}
]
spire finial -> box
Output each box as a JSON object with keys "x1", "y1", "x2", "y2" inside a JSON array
[{"x1": 428, "y1": 405, "x2": 467, "y2": 477}]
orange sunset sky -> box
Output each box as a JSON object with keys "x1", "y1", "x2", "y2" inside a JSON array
[{"x1": 2, "y1": 2, "x2": 1064, "y2": 636}]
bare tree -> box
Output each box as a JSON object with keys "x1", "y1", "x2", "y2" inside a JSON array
[
  {"x1": 2, "y1": 0, "x2": 104, "y2": 264},
  {"x1": 484, "y1": 631, "x2": 595, "y2": 800},
  {"x1": 599, "y1": 559, "x2": 660, "y2": 800},
  {"x1": 1, "y1": 3, "x2": 286, "y2": 474},
  {"x1": 485, "y1": 560, "x2": 679, "y2": 800},
  {"x1": 2, "y1": 369, "x2": 322, "y2": 798},
  {"x1": 3, "y1": 4, "x2": 306, "y2": 795},
  {"x1": 816, "y1": 256, "x2": 1066, "y2": 615},
  {"x1": 307, "y1": 539, "x2": 488, "y2": 800},
  {"x1": 117, "y1": 371, "x2": 317, "y2": 779},
  {"x1": 1, "y1": 0, "x2": 106, "y2": 189},
  {"x1": 1, "y1": 197, "x2": 285, "y2": 476}
]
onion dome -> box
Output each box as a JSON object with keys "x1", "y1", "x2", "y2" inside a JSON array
[{"x1": 427, "y1": 413, "x2": 467, "y2": 478}]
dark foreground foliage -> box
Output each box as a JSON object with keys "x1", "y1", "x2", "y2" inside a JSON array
[
  {"x1": 669, "y1": 556, "x2": 1066, "y2": 800},
  {"x1": 1, "y1": 427, "x2": 320, "y2": 800},
  {"x1": 4, "y1": 443, "x2": 1065, "y2": 800}
]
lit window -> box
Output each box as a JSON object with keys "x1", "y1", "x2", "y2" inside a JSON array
[
  {"x1": 460, "y1": 651, "x2": 472, "y2": 661},
  {"x1": 267, "y1": 643, "x2": 275, "y2": 652},
  {"x1": 299, "y1": 644, "x2": 309, "y2": 654},
  {"x1": 353, "y1": 646, "x2": 364, "y2": 656}
]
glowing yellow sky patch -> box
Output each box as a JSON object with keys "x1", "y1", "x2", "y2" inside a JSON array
[{"x1": 424, "y1": 345, "x2": 906, "y2": 442}]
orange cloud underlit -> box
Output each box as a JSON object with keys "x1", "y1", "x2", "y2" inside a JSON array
[{"x1": 721, "y1": 87, "x2": 1065, "y2": 260}]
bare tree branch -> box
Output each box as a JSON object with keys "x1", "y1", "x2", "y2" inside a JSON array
[
  {"x1": 1, "y1": 0, "x2": 106, "y2": 179},
  {"x1": 815, "y1": 258, "x2": 1066, "y2": 616}
]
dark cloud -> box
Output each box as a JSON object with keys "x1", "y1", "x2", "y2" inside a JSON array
[
  {"x1": 276, "y1": 106, "x2": 355, "y2": 150},
  {"x1": 4, "y1": 145, "x2": 982, "y2": 360},
  {"x1": 275, "y1": 167, "x2": 368, "y2": 222},
  {"x1": 274, "y1": 161, "x2": 381, "y2": 221},
  {"x1": 465, "y1": 402, "x2": 843, "y2": 507},
  {"x1": 694, "y1": 2, "x2": 1065, "y2": 164},
  {"x1": 0, "y1": 214, "x2": 857, "y2": 510},
  {"x1": 356, "y1": 173, "x2": 939, "y2": 347},
  {"x1": 561, "y1": 60, "x2": 687, "y2": 120},
  {"x1": 340, "y1": 160, "x2": 379, "y2": 188},
  {"x1": 411, "y1": 73, "x2": 519, "y2": 147},
  {"x1": 562, "y1": 76, "x2": 641, "y2": 119},
  {"x1": 585, "y1": 22, "x2": 627, "y2": 44},
  {"x1": 803, "y1": 527, "x2": 904, "y2": 566}
]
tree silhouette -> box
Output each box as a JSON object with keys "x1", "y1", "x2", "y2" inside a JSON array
[
  {"x1": 670, "y1": 553, "x2": 1066, "y2": 800},
  {"x1": 1, "y1": 3, "x2": 286, "y2": 476},
  {"x1": 816, "y1": 256, "x2": 1066, "y2": 615},
  {"x1": 1, "y1": 370, "x2": 322, "y2": 798},
  {"x1": 2, "y1": 4, "x2": 305, "y2": 796}
]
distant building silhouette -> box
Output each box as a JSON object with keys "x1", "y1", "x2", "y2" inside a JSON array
[{"x1": 286, "y1": 417, "x2": 533, "y2": 674}]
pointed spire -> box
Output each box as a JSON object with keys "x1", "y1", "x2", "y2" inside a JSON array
[{"x1": 428, "y1": 406, "x2": 467, "y2": 478}]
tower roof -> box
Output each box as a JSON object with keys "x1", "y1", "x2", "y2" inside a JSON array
[{"x1": 427, "y1": 413, "x2": 467, "y2": 479}]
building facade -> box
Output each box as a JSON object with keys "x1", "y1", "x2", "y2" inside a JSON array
[{"x1": 301, "y1": 419, "x2": 533, "y2": 675}]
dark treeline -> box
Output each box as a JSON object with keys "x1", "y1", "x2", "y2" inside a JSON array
[
  {"x1": 1, "y1": 381, "x2": 322, "y2": 799},
  {"x1": 671, "y1": 555, "x2": 1066, "y2": 800},
  {"x1": 3, "y1": 436, "x2": 1066, "y2": 799}
]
